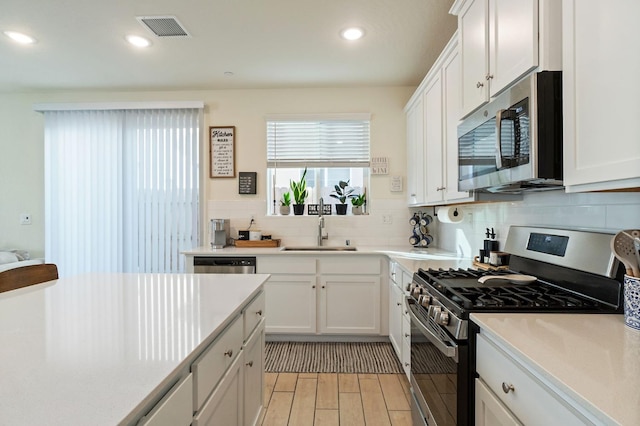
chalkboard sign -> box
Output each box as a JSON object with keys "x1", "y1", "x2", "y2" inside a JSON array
[
  {"x1": 308, "y1": 204, "x2": 332, "y2": 215},
  {"x1": 238, "y1": 172, "x2": 257, "y2": 194},
  {"x1": 210, "y1": 126, "x2": 235, "y2": 178}
]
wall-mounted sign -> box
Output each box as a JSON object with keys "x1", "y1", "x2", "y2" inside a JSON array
[
  {"x1": 308, "y1": 204, "x2": 332, "y2": 216},
  {"x1": 371, "y1": 156, "x2": 388, "y2": 174},
  {"x1": 210, "y1": 126, "x2": 235, "y2": 178},
  {"x1": 238, "y1": 172, "x2": 257, "y2": 194}
]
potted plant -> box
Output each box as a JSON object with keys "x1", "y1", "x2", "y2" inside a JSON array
[
  {"x1": 290, "y1": 167, "x2": 308, "y2": 215},
  {"x1": 279, "y1": 192, "x2": 291, "y2": 215},
  {"x1": 351, "y1": 190, "x2": 366, "y2": 215},
  {"x1": 330, "y1": 180, "x2": 355, "y2": 215}
]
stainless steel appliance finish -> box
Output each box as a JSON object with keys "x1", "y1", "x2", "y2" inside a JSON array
[
  {"x1": 457, "y1": 71, "x2": 563, "y2": 193},
  {"x1": 210, "y1": 219, "x2": 230, "y2": 249},
  {"x1": 407, "y1": 226, "x2": 625, "y2": 426},
  {"x1": 193, "y1": 257, "x2": 256, "y2": 274}
]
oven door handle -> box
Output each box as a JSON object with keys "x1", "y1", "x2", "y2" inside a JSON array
[{"x1": 405, "y1": 297, "x2": 458, "y2": 359}]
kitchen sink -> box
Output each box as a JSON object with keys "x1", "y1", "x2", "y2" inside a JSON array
[{"x1": 280, "y1": 246, "x2": 357, "y2": 252}]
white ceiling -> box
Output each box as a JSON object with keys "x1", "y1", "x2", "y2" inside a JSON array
[{"x1": 0, "y1": 0, "x2": 457, "y2": 92}]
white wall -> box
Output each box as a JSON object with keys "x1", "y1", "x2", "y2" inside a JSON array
[
  {"x1": 0, "y1": 86, "x2": 414, "y2": 256},
  {"x1": 432, "y1": 191, "x2": 640, "y2": 259}
]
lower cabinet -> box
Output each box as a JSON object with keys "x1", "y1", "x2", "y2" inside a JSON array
[
  {"x1": 388, "y1": 260, "x2": 412, "y2": 379},
  {"x1": 259, "y1": 255, "x2": 384, "y2": 336},
  {"x1": 193, "y1": 353, "x2": 243, "y2": 426},
  {"x1": 243, "y1": 323, "x2": 265, "y2": 426},
  {"x1": 475, "y1": 332, "x2": 592, "y2": 425}
]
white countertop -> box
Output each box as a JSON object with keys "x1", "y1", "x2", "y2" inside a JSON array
[
  {"x1": 0, "y1": 273, "x2": 268, "y2": 425},
  {"x1": 183, "y1": 245, "x2": 472, "y2": 272},
  {"x1": 471, "y1": 313, "x2": 640, "y2": 426}
]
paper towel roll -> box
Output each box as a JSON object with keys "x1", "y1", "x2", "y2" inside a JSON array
[{"x1": 437, "y1": 206, "x2": 464, "y2": 224}]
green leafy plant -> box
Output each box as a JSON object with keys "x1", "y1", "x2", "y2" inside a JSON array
[
  {"x1": 280, "y1": 192, "x2": 291, "y2": 207},
  {"x1": 290, "y1": 167, "x2": 308, "y2": 205},
  {"x1": 351, "y1": 190, "x2": 366, "y2": 207},
  {"x1": 330, "y1": 180, "x2": 355, "y2": 204}
]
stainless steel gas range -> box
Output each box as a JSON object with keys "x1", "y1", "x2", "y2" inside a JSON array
[{"x1": 406, "y1": 226, "x2": 625, "y2": 426}]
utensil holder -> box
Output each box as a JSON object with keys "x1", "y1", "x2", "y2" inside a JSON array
[{"x1": 623, "y1": 274, "x2": 640, "y2": 330}]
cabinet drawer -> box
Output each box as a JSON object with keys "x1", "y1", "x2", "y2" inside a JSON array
[
  {"x1": 319, "y1": 256, "x2": 381, "y2": 275},
  {"x1": 243, "y1": 291, "x2": 265, "y2": 340},
  {"x1": 402, "y1": 315, "x2": 411, "y2": 346},
  {"x1": 257, "y1": 256, "x2": 316, "y2": 274},
  {"x1": 193, "y1": 353, "x2": 243, "y2": 426},
  {"x1": 138, "y1": 374, "x2": 193, "y2": 426},
  {"x1": 192, "y1": 314, "x2": 243, "y2": 412},
  {"x1": 476, "y1": 333, "x2": 589, "y2": 425}
]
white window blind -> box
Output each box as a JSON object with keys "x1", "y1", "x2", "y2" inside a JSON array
[
  {"x1": 43, "y1": 107, "x2": 200, "y2": 277},
  {"x1": 267, "y1": 114, "x2": 371, "y2": 168}
]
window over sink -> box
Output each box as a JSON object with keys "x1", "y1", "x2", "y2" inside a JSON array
[{"x1": 266, "y1": 114, "x2": 371, "y2": 215}]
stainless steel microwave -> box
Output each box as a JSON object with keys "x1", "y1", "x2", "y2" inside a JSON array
[{"x1": 457, "y1": 71, "x2": 563, "y2": 193}]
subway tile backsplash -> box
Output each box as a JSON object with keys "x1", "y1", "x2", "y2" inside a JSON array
[{"x1": 435, "y1": 191, "x2": 640, "y2": 258}]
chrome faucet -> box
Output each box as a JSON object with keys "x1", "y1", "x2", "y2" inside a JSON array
[{"x1": 318, "y1": 197, "x2": 328, "y2": 246}]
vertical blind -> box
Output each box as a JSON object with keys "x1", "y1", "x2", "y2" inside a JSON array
[
  {"x1": 43, "y1": 107, "x2": 200, "y2": 277},
  {"x1": 266, "y1": 114, "x2": 371, "y2": 167}
]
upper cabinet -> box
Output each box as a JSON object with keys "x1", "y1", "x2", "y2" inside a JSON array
[
  {"x1": 562, "y1": 0, "x2": 640, "y2": 192},
  {"x1": 451, "y1": 0, "x2": 561, "y2": 118},
  {"x1": 406, "y1": 95, "x2": 426, "y2": 206}
]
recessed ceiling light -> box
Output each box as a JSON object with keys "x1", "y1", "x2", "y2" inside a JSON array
[
  {"x1": 126, "y1": 35, "x2": 151, "y2": 48},
  {"x1": 340, "y1": 27, "x2": 364, "y2": 41},
  {"x1": 4, "y1": 31, "x2": 36, "y2": 45},
  {"x1": 224, "y1": 71, "x2": 234, "y2": 77}
]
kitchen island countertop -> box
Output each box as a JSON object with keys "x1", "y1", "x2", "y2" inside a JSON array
[
  {"x1": 0, "y1": 272, "x2": 268, "y2": 425},
  {"x1": 471, "y1": 313, "x2": 640, "y2": 425}
]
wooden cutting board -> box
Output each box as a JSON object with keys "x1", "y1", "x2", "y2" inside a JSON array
[{"x1": 235, "y1": 239, "x2": 281, "y2": 248}]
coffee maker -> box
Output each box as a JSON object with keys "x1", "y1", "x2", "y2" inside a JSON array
[{"x1": 210, "y1": 219, "x2": 230, "y2": 249}]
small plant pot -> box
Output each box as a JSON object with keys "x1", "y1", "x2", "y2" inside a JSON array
[
  {"x1": 280, "y1": 205, "x2": 291, "y2": 216},
  {"x1": 293, "y1": 204, "x2": 305, "y2": 215},
  {"x1": 336, "y1": 204, "x2": 348, "y2": 215},
  {"x1": 352, "y1": 206, "x2": 363, "y2": 215}
]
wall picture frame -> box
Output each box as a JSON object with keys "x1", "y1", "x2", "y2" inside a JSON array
[{"x1": 210, "y1": 126, "x2": 235, "y2": 178}]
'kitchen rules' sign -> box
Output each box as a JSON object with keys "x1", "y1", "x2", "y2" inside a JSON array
[{"x1": 210, "y1": 126, "x2": 235, "y2": 178}]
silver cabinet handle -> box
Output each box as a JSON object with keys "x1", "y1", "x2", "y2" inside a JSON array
[
  {"x1": 501, "y1": 382, "x2": 515, "y2": 394},
  {"x1": 486, "y1": 74, "x2": 494, "y2": 80},
  {"x1": 224, "y1": 349, "x2": 233, "y2": 357},
  {"x1": 476, "y1": 81, "x2": 484, "y2": 88},
  {"x1": 246, "y1": 361, "x2": 253, "y2": 367},
  {"x1": 405, "y1": 333, "x2": 410, "y2": 338}
]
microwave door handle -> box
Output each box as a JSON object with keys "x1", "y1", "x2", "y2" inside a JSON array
[{"x1": 495, "y1": 109, "x2": 505, "y2": 169}]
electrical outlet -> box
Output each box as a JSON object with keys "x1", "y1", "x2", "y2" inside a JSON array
[
  {"x1": 382, "y1": 214, "x2": 393, "y2": 224},
  {"x1": 20, "y1": 213, "x2": 32, "y2": 225}
]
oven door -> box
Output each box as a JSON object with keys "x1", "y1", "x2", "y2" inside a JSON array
[{"x1": 406, "y1": 297, "x2": 469, "y2": 426}]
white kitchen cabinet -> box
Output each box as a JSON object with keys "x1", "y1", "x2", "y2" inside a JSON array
[
  {"x1": 243, "y1": 321, "x2": 265, "y2": 426},
  {"x1": 260, "y1": 255, "x2": 384, "y2": 337},
  {"x1": 388, "y1": 273, "x2": 403, "y2": 356},
  {"x1": 264, "y1": 275, "x2": 316, "y2": 333},
  {"x1": 137, "y1": 374, "x2": 193, "y2": 426},
  {"x1": 193, "y1": 353, "x2": 243, "y2": 426},
  {"x1": 476, "y1": 332, "x2": 592, "y2": 425},
  {"x1": 451, "y1": 0, "x2": 560, "y2": 118},
  {"x1": 475, "y1": 378, "x2": 522, "y2": 426},
  {"x1": 319, "y1": 275, "x2": 381, "y2": 334},
  {"x1": 406, "y1": 96, "x2": 426, "y2": 206},
  {"x1": 562, "y1": 0, "x2": 640, "y2": 192},
  {"x1": 424, "y1": 70, "x2": 445, "y2": 204}
]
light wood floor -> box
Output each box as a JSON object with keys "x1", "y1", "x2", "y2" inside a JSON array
[{"x1": 259, "y1": 373, "x2": 413, "y2": 426}]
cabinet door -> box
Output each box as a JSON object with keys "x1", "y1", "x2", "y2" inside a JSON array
[
  {"x1": 244, "y1": 322, "x2": 265, "y2": 426},
  {"x1": 488, "y1": 0, "x2": 538, "y2": 96},
  {"x1": 319, "y1": 275, "x2": 381, "y2": 334},
  {"x1": 424, "y1": 73, "x2": 445, "y2": 204},
  {"x1": 562, "y1": 0, "x2": 640, "y2": 191},
  {"x1": 388, "y1": 280, "x2": 403, "y2": 358},
  {"x1": 459, "y1": 0, "x2": 489, "y2": 116},
  {"x1": 475, "y1": 378, "x2": 523, "y2": 426},
  {"x1": 442, "y1": 36, "x2": 473, "y2": 203},
  {"x1": 406, "y1": 98, "x2": 426, "y2": 206},
  {"x1": 193, "y1": 354, "x2": 243, "y2": 426},
  {"x1": 264, "y1": 275, "x2": 316, "y2": 334}
]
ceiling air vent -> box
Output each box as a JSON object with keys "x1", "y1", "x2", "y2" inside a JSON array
[{"x1": 136, "y1": 16, "x2": 191, "y2": 38}]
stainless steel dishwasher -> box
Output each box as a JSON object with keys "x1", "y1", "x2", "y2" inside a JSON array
[{"x1": 193, "y1": 256, "x2": 256, "y2": 274}]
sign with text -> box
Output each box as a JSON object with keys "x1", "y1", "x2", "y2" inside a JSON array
[
  {"x1": 238, "y1": 172, "x2": 257, "y2": 194},
  {"x1": 210, "y1": 126, "x2": 235, "y2": 178}
]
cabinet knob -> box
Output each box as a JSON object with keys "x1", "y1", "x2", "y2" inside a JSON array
[
  {"x1": 486, "y1": 74, "x2": 494, "y2": 80},
  {"x1": 256, "y1": 310, "x2": 263, "y2": 316},
  {"x1": 404, "y1": 362, "x2": 410, "y2": 367},
  {"x1": 410, "y1": 193, "x2": 416, "y2": 197},
  {"x1": 405, "y1": 333, "x2": 410, "y2": 338},
  {"x1": 224, "y1": 349, "x2": 233, "y2": 358},
  {"x1": 501, "y1": 382, "x2": 515, "y2": 394},
  {"x1": 322, "y1": 285, "x2": 326, "y2": 289},
  {"x1": 397, "y1": 302, "x2": 401, "y2": 306},
  {"x1": 476, "y1": 81, "x2": 484, "y2": 88},
  {"x1": 246, "y1": 361, "x2": 254, "y2": 367},
  {"x1": 312, "y1": 285, "x2": 316, "y2": 289}
]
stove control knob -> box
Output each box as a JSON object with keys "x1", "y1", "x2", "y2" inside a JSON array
[
  {"x1": 429, "y1": 306, "x2": 441, "y2": 320},
  {"x1": 419, "y1": 294, "x2": 431, "y2": 307},
  {"x1": 438, "y1": 312, "x2": 450, "y2": 326},
  {"x1": 412, "y1": 287, "x2": 423, "y2": 297}
]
